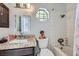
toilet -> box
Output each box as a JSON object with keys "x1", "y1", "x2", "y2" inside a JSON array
[{"x1": 37, "y1": 38, "x2": 54, "y2": 56}]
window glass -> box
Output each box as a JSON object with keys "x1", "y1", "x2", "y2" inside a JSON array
[
  {"x1": 36, "y1": 8, "x2": 49, "y2": 21},
  {"x1": 15, "y1": 15, "x2": 30, "y2": 35}
]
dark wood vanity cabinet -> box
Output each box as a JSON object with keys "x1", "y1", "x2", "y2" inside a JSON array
[
  {"x1": 0, "y1": 47, "x2": 36, "y2": 56},
  {"x1": 0, "y1": 3, "x2": 9, "y2": 28}
]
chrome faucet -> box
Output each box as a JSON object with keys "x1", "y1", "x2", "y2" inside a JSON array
[{"x1": 58, "y1": 38, "x2": 64, "y2": 49}]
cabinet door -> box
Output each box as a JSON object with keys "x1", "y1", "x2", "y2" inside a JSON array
[{"x1": 0, "y1": 48, "x2": 34, "y2": 56}]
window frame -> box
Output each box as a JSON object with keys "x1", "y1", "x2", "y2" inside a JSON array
[
  {"x1": 36, "y1": 8, "x2": 49, "y2": 21},
  {"x1": 21, "y1": 15, "x2": 31, "y2": 34},
  {"x1": 15, "y1": 15, "x2": 31, "y2": 35}
]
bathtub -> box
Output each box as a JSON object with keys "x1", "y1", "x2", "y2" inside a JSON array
[{"x1": 53, "y1": 46, "x2": 73, "y2": 56}]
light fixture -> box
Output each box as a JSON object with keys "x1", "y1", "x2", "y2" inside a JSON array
[
  {"x1": 27, "y1": 3, "x2": 31, "y2": 9},
  {"x1": 16, "y1": 3, "x2": 31, "y2": 9}
]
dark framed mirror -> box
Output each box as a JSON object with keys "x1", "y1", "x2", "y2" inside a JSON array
[{"x1": 0, "y1": 3, "x2": 9, "y2": 28}]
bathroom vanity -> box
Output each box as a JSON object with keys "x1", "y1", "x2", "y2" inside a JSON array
[{"x1": 0, "y1": 39, "x2": 37, "y2": 56}]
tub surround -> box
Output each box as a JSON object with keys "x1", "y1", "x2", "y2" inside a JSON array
[
  {"x1": 61, "y1": 46, "x2": 73, "y2": 56},
  {"x1": 53, "y1": 46, "x2": 73, "y2": 56}
]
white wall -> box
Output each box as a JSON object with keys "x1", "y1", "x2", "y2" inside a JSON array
[
  {"x1": 0, "y1": 3, "x2": 34, "y2": 36},
  {"x1": 4, "y1": 3, "x2": 67, "y2": 49},
  {"x1": 0, "y1": 3, "x2": 76, "y2": 55},
  {"x1": 29, "y1": 3, "x2": 67, "y2": 50}
]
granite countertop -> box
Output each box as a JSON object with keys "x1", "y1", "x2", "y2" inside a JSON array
[{"x1": 0, "y1": 39, "x2": 36, "y2": 50}]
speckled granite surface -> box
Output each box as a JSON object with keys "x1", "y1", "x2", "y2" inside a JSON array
[{"x1": 0, "y1": 39, "x2": 36, "y2": 50}]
